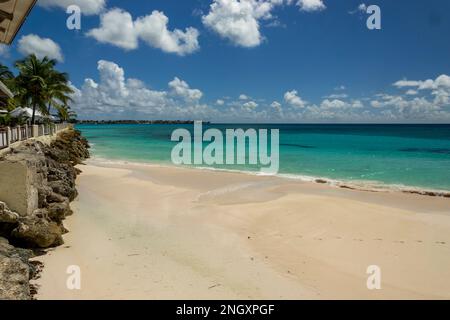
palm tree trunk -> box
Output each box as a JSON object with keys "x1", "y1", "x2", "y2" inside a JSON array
[{"x1": 31, "y1": 101, "x2": 36, "y2": 125}]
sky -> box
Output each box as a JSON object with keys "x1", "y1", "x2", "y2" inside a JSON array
[{"x1": 0, "y1": 0, "x2": 450, "y2": 123}]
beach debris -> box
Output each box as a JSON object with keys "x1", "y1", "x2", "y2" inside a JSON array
[{"x1": 208, "y1": 283, "x2": 221, "y2": 289}]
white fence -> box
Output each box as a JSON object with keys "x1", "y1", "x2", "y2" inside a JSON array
[{"x1": 0, "y1": 123, "x2": 70, "y2": 150}]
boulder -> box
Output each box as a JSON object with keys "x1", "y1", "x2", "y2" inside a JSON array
[
  {"x1": 11, "y1": 216, "x2": 64, "y2": 248},
  {"x1": 0, "y1": 237, "x2": 32, "y2": 300},
  {"x1": 47, "y1": 200, "x2": 72, "y2": 222},
  {"x1": 0, "y1": 202, "x2": 19, "y2": 224}
]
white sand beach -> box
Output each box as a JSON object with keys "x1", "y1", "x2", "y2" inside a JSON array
[{"x1": 33, "y1": 160, "x2": 450, "y2": 300}]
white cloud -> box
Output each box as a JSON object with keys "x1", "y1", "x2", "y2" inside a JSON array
[
  {"x1": 324, "y1": 93, "x2": 348, "y2": 99},
  {"x1": 87, "y1": 9, "x2": 138, "y2": 50},
  {"x1": 271, "y1": 101, "x2": 282, "y2": 112},
  {"x1": 243, "y1": 101, "x2": 258, "y2": 109},
  {"x1": 405, "y1": 89, "x2": 418, "y2": 95},
  {"x1": 71, "y1": 60, "x2": 215, "y2": 120},
  {"x1": 70, "y1": 63, "x2": 450, "y2": 123},
  {"x1": 296, "y1": 0, "x2": 326, "y2": 12},
  {"x1": 239, "y1": 94, "x2": 249, "y2": 100},
  {"x1": 202, "y1": 0, "x2": 279, "y2": 47},
  {"x1": 135, "y1": 11, "x2": 200, "y2": 55},
  {"x1": 201, "y1": 0, "x2": 326, "y2": 47},
  {"x1": 169, "y1": 77, "x2": 203, "y2": 101},
  {"x1": 349, "y1": 3, "x2": 367, "y2": 14},
  {"x1": 284, "y1": 90, "x2": 307, "y2": 108},
  {"x1": 38, "y1": 0, "x2": 106, "y2": 15},
  {"x1": 320, "y1": 98, "x2": 363, "y2": 109},
  {"x1": 87, "y1": 9, "x2": 199, "y2": 55},
  {"x1": 18, "y1": 34, "x2": 64, "y2": 62},
  {"x1": 0, "y1": 44, "x2": 9, "y2": 57},
  {"x1": 393, "y1": 74, "x2": 450, "y2": 106},
  {"x1": 393, "y1": 75, "x2": 450, "y2": 91}
]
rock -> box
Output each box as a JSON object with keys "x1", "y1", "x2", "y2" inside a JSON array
[
  {"x1": 47, "y1": 200, "x2": 72, "y2": 222},
  {"x1": 32, "y1": 208, "x2": 49, "y2": 220},
  {"x1": 0, "y1": 128, "x2": 89, "y2": 298},
  {"x1": 0, "y1": 237, "x2": 32, "y2": 300},
  {"x1": 0, "y1": 202, "x2": 19, "y2": 224},
  {"x1": 46, "y1": 192, "x2": 67, "y2": 204},
  {"x1": 48, "y1": 180, "x2": 78, "y2": 201},
  {"x1": 38, "y1": 186, "x2": 52, "y2": 208},
  {"x1": 11, "y1": 217, "x2": 64, "y2": 248}
]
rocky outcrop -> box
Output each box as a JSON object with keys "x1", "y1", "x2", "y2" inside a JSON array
[
  {"x1": 0, "y1": 128, "x2": 89, "y2": 299},
  {"x1": 0, "y1": 237, "x2": 33, "y2": 300}
]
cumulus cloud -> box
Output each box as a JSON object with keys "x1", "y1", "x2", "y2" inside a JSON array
[
  {"x1": 71, "y1": 60, "x2": 215, "y2": 120},
  {"x1": 135, "y1": 11, "x2": 200, "y2": 55},
  {"x1": 405, "y1": 90, "x2": 418, "y2": 95},
  {"x1": 202, "y1": 0, "x2": 281, "y2": 47},
  {"x1": 239, "y1": 94, "x2": 250, "y2": 100},
  {"x1": 349, "y1": 3, "x2": 367, "y2": 15},
  {"x1": 393, "y1": 74, "x2": 450, "y2": 106},
  {"x1": 87, "y1": 9, "x2": 199, "y2": 55},
  {"x1": 320, "y1": 99, "x2": 363, "y2": 109},
  {"x1": 169, "y1": 77, "x2": 203, "y2": 101},
  {"x1": 0, "y1": 44, "x2": 9, "y2": 57},
  {"x1": 70, "y1": 62, "x2": 450, "y2": 123},
  {"x1": 394, "y1": 75, "x2": 450, "y2": 91},
  {"x1": 87, "y1": 9, "x2": 138, "y2": 50},
  {"x1": 296, "y1": 0, "x2": 326, "y2": 12},
  {"x1": 201, "y1": 0, "x2": 326, "y2": 47},
  {"x1": 18, "y1": 34, "x2": 64, "y2": 62},
  {"x1": 284, "y1": 90, "x2": 307, "y2": 108},
  {"x1": 38, "y1": 0, "x2": 106, "y2": 15},
  {"x1": 243, "y1": 100, "x2": 258, "y2": 109},
  {"x1": 271, "y1": 101, "x2": 282, "y2": 112},
  {"x1": 324, "y1": 93, "x2": 348, "y2": 99}
]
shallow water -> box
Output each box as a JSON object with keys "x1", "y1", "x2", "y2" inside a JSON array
[{"x1": 77, "y1": 124, "x2": 450, "y2": 192}]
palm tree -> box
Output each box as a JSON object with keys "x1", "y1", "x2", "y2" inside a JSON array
[
  {"x1": 0, "y1": 63, "x2": 13, "y2": 81},
  {"x1": 14, "y1": 55, "x2": 57, "y2": 125},
  {"x1": 56, "y1": 104, "x2": 77, "y2": 123},
  {"x1": 45, "y1": 70, "x2": 74, "y2": 115}
]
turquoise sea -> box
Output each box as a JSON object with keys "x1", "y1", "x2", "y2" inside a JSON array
[{"x1": 77, "y1": 124, "x2": 450, "y2": 192}]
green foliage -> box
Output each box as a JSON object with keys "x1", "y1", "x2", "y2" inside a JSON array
[
  {"x1": 56, "y1": 105, "x2": 77, "y2": 123},
  {"x1": 0, "y1": 63, "x2": 13, "y2": 81},
  {"x1": 6, "y1": 54, "x2": 77, "y2": 125}
]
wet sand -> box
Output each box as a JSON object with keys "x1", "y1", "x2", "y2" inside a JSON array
[{"x1": 34, "y1": 160, "x2": 450, "y2": 299}]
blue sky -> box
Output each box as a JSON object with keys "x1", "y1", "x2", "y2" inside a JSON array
[{"x1": 1, "y1": 0, "x2": 450, "y2": 122}]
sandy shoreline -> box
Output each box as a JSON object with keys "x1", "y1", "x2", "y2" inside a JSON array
[{"x1": 33, "y1": 160, "x2": 450, "y2": 299}]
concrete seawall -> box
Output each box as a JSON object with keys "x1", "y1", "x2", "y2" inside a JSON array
[
  {"x1": 0, "y1": 133, "x2": 62, "y2": 216},
  {"x1": 0, "y1": 128, "x2": 90, "y2": 299}
]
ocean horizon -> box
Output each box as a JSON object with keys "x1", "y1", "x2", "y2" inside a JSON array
[{"x1": 77, "y1": 123, "x2": 450, "y2": 193}]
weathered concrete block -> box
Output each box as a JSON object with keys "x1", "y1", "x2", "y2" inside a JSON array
[{"x1": 0, "y1": 160, "x2": 38, "y2": 217}]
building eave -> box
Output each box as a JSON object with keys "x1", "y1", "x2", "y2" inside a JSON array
[
  {"x1": 0, "y1": 0, "x2": 37, "y2": 45},
  {"x1": 0, "y1": 79, "x2": 13, "y2": 99}
]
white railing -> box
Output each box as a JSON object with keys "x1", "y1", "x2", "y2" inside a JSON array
[{"x1": 0, "y1": 123, "x2": 71, "y2": 150}]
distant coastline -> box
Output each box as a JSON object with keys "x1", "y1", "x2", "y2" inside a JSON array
[{"x1": 77, "y1": 120, "x2": 211, "y2": 125}]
